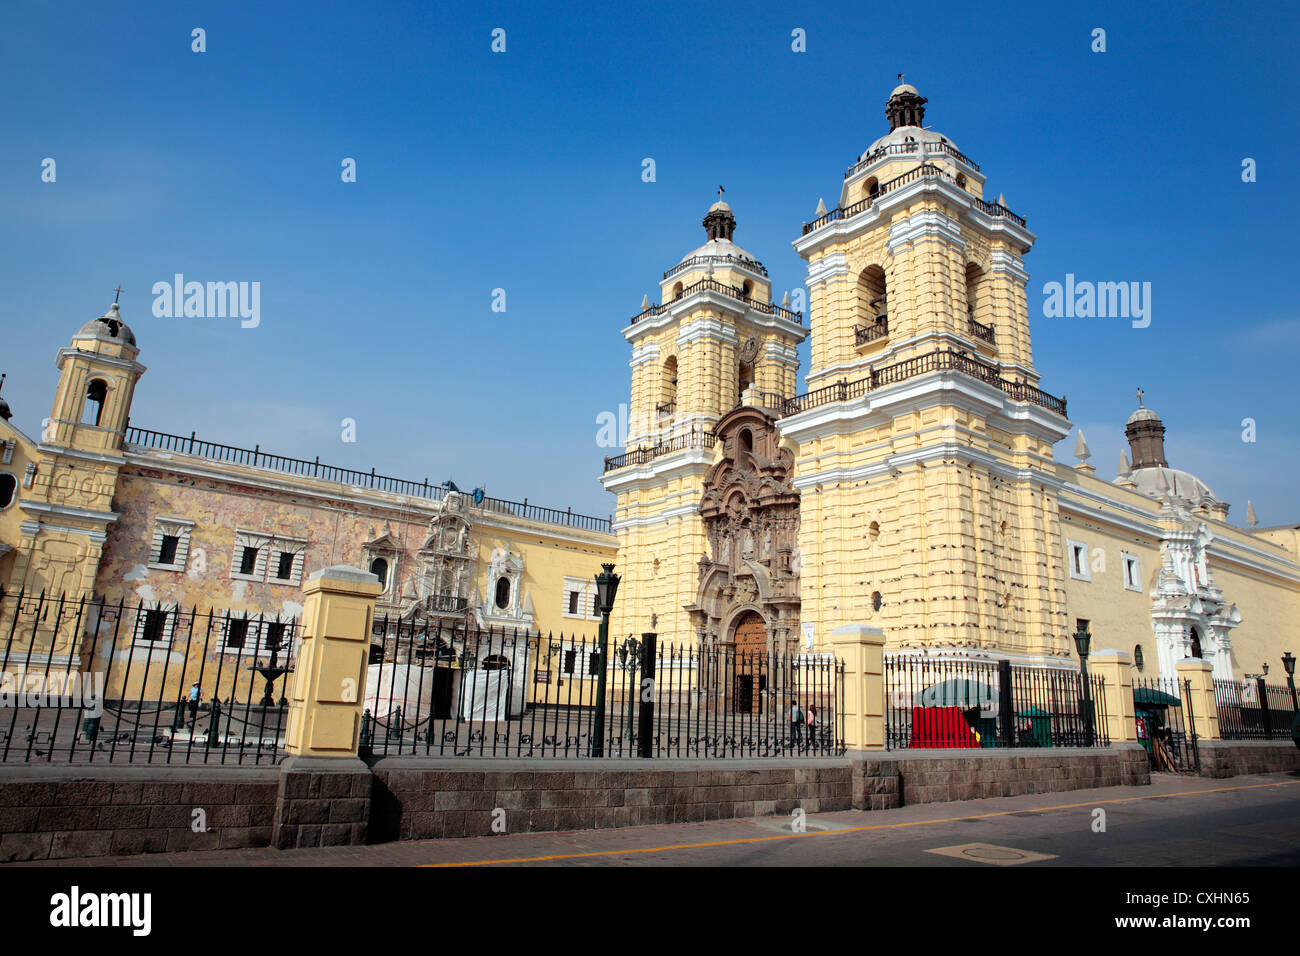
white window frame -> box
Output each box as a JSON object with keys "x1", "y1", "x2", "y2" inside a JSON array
[
  {"x1": 267, "y1": 537, "x2": 308, "y2": 588},
  {"x1": 131, "y1": 602, "x2": 180, "y2": 649},
  {"x1": 147, "y1": 516, "x2": 194, "y2": 572},
  {"x1": 562, "y1": 576, "x2": 601, "y2": 622},
  {"x1": 219, "y1": 614, "x2": 296, "y2": 660},
  {"x1": 1121, "y1": 552, "x2": 1142, "y2": 591},
  {"x1": 1067, "y1": 539, "x2": 1090, "y2": 581},
  {"x1": 231, "y1": 530, "x2": 308, "y2": 586},
  {"x1": 558, "y1": 642, "x2": 601, "y2": 679},
  {"x1": 231, "y1": 530, "x2": 271, "y2": 583}
]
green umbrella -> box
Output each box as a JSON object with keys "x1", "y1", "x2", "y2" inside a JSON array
[{"x1": 1134, "y1": 686, "x2": 1181, "y2": 706}]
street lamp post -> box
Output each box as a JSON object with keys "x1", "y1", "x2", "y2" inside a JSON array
[
  {"x1": 1073, "y1": 623, "x2": 1095, "y2": 747},
  {"x1": 590, "y1": 563, "x2": 620, "y2": 758},
  {"x1": 1282, "y1": 652, "x2": 1297, "y2": 711}
]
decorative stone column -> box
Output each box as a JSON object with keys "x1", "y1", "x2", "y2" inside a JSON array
[
  {"x1": 828, "y1": 624, "x2": 886, "y2": 751},
  {"x1": 285, "y1": 566, "x2": 382, "y2": 758},
  {"x1": 1088, "y1": 649, "x2": 1138, "y2": 743},
  {"x1": 1175, "y1": 658, "x2": 1220, "y2": 742}
]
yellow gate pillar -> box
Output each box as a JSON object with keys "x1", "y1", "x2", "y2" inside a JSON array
[
  {"x1": 1089, "y1": 649, "x2": 1138, "y2": 743},
  {"x1": 1175, "y1": 659, "x2": 1221, "y2": 742},
  {"x1": 828, "y1": 625, "x2": 886, "y2": 751},
  {"x1": 285, "y1": 566, "x2": 382, "y2": 758}
]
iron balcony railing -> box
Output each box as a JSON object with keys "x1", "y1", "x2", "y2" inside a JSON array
[
  {"x1": 968, "y1": 317, "x2": 996, "y2": 344},
  {"x1": 803, "y1": 163, "x2": 1025, "y2": 236},
  {"x1": 855, "y1": 319, "x2": 889, "y2": 346},
  {"x1": 844, "y1": 139, "x2": 981, "y2": 179},
  {"x1": 603, "y1": 426, "x2": 716, "y2": 473},
  {"x1": 631, "y1": 277, "x2": 803, "y2": 326},
  {"x1": 124, "y1": 426, "x2": 613, "y2": 534},
  {"x1": 664, "y1": 253, "x2": 768, "y2": 281},
  {"x1": 776, "y1": 347, "x2": 1066, "y2": 418}
]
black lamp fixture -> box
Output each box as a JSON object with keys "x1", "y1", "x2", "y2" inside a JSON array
[
  {"x1": 590, "y1": 563, "x2": 620, "y2": 757},
  {"x1": 1283, "y1": 652, "x2": 1296, "y2": 679},
  {"x1": 596, "y1": 563, "x2": 621, "y2": 614},
  {"x1": 1072, "y1": 622, "x2": 1092, "y2": 660}
]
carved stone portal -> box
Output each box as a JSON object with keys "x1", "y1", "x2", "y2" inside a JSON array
[{"x1": 685, "y1": 405, "x2": 800, "y2": 654}]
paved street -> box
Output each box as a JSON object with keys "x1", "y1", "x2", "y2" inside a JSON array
[{"x1": 15, "y1": 770, "x2": 1300, "y2": 867}]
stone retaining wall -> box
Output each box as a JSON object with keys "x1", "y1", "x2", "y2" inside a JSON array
[
  {"x1": 853, "y1": 744, "x2": 1150, "y2": 811},
  {"x1": 1196, "y1": 740, "x2": 1300, "y2": 778},
  {"x1": 369, "y1": 759, "x2": 853, "y2": 841},
  {"x1": 0, "y1": 766, "x2": 278, "y2": 862}
]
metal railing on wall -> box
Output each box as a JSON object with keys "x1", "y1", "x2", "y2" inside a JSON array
[
  {"x1": 362, "y1": 617, "x2": 846, "y2": 759},
  {"x1": 884, "y1": 656, "x2": 1109, "y2": 750},
  {"x1": 0, "y1": 590, "x2": 300, "y2": 765}
]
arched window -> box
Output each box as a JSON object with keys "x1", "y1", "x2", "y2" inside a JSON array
[
  {"x1": 672, "y1": 281, "x2": 684, "y2": 299},
  {"x1": 858, "y1": 265, "x2": 887, "y2": 334},
  {"x1": 737, "y1": 362, "x2": 753, "y2": 403},
  {"x1": 660, "y1": 356, "x2": 678, "y2": 412},
  {"x1": 494, "y1": 576, "x2": 511, "y2": 610},
  {"x1": 82, "y1": 379, "x2": 107, "y2": 426},
  {"x1": 482, "y1": 654, "x2": 510, "y2": 671},
  {"x1": 965, "y1": 263, "x2": 990, "y2": 342},
  {"x1": 864, "y1": 176, "x2": 879, "y2": 199},
  {"x1": 369, "y1": 557, "x2": 388, "y2": 590},
  {"x1": 739, "y1": 428, "x2": 753, "y2": 455},
  {"x1": 1134, "y1": 645, "x2": 1145, "y2": 672},
  {"x1": 1189, "y1": 627, "x2": 1203, "y2": 659},
  {"x1": 871, "y1": 591, "x2": 883, "y2": 612},
  {"x1": 0, "y1": 473, "x2": 15, "y2": 510},
  {"x1": 868, "y1": 520, "x2": 880, "y2": 539},
  {"x1": 741, "y1": 280, "x2": 753, "y2": 297},
  {"x1": 956, "y1": 173, "x2": 967, "y2": 190}
]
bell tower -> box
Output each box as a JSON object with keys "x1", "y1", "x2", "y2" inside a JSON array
[
  {"x1": 602, "y1": 200, "x2": 807, "y2": 644},
  {"x1": 5, "y1": 300, "x2": 145, "y2": 611},
  {"x1": 781, "y1": 85, "x2": 1073, "y2": 662}
]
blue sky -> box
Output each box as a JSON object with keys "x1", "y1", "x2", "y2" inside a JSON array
[{"x1": 2, "y1": 0, "x2": 1297, "y2": 524}]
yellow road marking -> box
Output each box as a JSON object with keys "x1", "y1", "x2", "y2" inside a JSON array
[{"x1": 424, "y1": 778, "x2": 1300, "y2": 867}]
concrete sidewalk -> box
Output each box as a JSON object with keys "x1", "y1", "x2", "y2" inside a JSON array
[{"x1": 13, "y1": 770, "x2": 1300, "y2": 867}]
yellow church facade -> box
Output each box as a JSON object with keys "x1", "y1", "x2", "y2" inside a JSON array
[{"x1": 602, "y1": 82, "x2": 1300, "y2": 682}]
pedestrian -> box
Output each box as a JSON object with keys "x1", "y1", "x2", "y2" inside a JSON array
[
  {"x1": 187, "y1": 681, "x2": 202, "y2": 728},
  {"x1": 806, "y1": 703, "x2": 819, "y2": 751},
  {"x1": 789, "y1": 697, "x2": 804, "y2": 750}
]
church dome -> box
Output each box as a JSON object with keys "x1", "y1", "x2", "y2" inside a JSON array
[
  {"x1": 77, "y1": 303, "x2": 137, "y2": 348},
  {"x1": 861, "y1": 124, "x2": 959, "y2": 161},
  {"x1": 1126, "y1": 406, "x2": 1160, "y2": 425},
  {"x1": 678, "y1": 199, "x2": 767, "y2": 273},
  {"x1": 678, "y1": 236, "x2": 762, "y2": 269},
  {"x1": 1129, "y1": 466, "x2": 1218, "y2": 505}
]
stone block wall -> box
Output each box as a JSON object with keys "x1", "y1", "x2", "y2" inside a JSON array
[
  {"x1": 851, "y1": 743, "x2": 1150, "y2": 810},
  {"x1": 370, "y1": 759, "x2": 853, "y2": 840},
  {"x1": 1196, "y1": 740, "x2": 1300, "y2": 779},
  {"x1": 0, "y1": 766, "x2": 278, "y2": 862}
]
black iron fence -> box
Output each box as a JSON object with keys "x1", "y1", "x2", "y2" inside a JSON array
[
  {"x1": 363, "y1": 617, "x2": 845, "y2": 758},
  {"x1": 0, "y1": 590, "x2": 300, "y2": 765},
  {"x1": 884, "y1": 656, "x2": 1110, "y2": 750},
  {"x1": 1214, "y1": 677, "x2": 1297, "y2": 740},
  {"x1": 1134, "y1": 677, "x2": 1199, "y2": 773}
]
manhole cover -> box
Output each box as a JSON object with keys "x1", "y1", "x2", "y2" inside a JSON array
[
  {"x1": 926, "y1": 843, "x2": 1058, "y2": 866},
  {"x1": 962, "y1": 845, "x2": 1026, "y2": 861}
]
